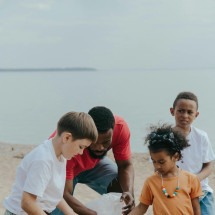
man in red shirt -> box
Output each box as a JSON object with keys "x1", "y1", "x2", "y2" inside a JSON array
[{"x1": 51, "y1": 106, "x2": 134, "y2": 215}]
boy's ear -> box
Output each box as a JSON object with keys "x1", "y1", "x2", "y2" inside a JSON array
[
  {"x1": 195, "y1": 111, "x2": 199, "y2": 118},
  {"x1": 62, "y1": 132, "x2": 72, "y2": 142},
  {"x1": 170, "y1": 108, "x2": 174, "y2": 116}
]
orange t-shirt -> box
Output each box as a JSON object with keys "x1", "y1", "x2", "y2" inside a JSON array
[
  {"x1": 139, "y1": 170, "x2": 203, "y2": 215},
  {"x1": 49, "y1": 115, "x2": 131, "y2": 180}
]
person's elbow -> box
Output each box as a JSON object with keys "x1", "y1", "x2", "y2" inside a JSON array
[
  {"x1": 21, "y1": 197, "x2": 28, "y2": 212},
  {"x1": 117, "y1": 159, "x2": 133, "y2": 169},
  {"x1": 21, "y1": 192, "x2": 36, "y2": 212},
  {"x1": 203, "y1": 162, "x2": 213, "y2": 175}
]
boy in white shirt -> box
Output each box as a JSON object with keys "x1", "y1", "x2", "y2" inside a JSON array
[
  {"x1": 170, "y1": 91, "x2": 215, "y2": 215},
  {"x1": 4, "y1": 111, "x2": 98, "y2": 215}
]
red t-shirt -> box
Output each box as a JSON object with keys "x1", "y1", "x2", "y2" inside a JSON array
[{"x1": 49, "y1": 115, "x2": 131, "y2": 180}]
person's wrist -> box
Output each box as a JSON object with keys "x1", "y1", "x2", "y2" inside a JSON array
[{"x1": 88, "y1": 208, "x2": 97, "y2": 215}]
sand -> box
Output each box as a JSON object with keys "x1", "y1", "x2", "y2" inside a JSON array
[{"x1": 0, "y1": 142, "x2": 214, "y2": 215}]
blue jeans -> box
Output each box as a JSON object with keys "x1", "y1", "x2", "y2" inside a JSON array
[
  {"x1": 52, "y1": 156, "x2": 118, "y2": 215},
  {"x1": 200, "y1": 191, "x2": 215, "y2": 215}
]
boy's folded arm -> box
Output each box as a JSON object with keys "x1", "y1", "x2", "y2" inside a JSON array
[{"x1": 197, "y1": 162, "x2": 213, "y2": 181}]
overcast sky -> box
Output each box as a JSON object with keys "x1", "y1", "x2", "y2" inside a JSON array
[{"x1": 1, "y1": 0, "x2": 215, "y2": 70}]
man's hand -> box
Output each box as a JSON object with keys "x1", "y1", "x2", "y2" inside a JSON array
[{"x1": 120, "y1": 192, "x2": 135, "y2": 215}]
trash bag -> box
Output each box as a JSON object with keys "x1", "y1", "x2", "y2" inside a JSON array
[{"x1": 85, "y1": 192, "x2": 124, "y2": 215}]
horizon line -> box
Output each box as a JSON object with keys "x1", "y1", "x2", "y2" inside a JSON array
[{"x1": 0, "y1": 67, "x2": 97, "y2": 72}]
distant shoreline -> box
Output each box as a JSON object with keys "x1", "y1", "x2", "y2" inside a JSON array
[{"x1": 0, "y1": 67, "x2": 97, "y2": 72}]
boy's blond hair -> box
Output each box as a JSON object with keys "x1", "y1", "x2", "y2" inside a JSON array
[{"x1": 57, "y1": 112, "x2": 98, "y2": 143}]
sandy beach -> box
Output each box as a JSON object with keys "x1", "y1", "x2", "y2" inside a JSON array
[{"x1": 0, "y1": 142, "x2": 214, "y2": 215}]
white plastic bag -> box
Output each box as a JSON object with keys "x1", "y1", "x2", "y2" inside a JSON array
[{"x1": 85, "y1": 192, "x2": 124, "y2": 215}]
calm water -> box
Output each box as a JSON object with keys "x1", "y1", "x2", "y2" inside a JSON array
[{"x1": 0, "y1": 69, "x2": 215, "y2": 152}]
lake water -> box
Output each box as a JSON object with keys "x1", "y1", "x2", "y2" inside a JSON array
[{"x1": 0, "y1": 69, "x2": 215, "y2": 153}]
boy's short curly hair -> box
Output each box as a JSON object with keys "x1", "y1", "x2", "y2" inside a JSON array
[
  {"x1": 173, "y1": 91, "x2": 198, "y2": 109},
  {"x1": 145, "y1": 123, "x2": 190, "y2": 160},
  {"x1": 88, "y1": 106, "x2": 115, "y2": 133}
]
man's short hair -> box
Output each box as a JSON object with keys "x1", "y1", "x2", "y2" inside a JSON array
[{"x1": 88, "y1": 106, "x2": 115, "y2": 133}]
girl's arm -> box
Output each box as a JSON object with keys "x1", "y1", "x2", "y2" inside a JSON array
[
  {"x1": 56, "y1": 198, "x2": 75, "y2": 215},
  {"x1": 191, "y1": 197, "x2": 201, "y2": 215},
  {"x1": 21, "y1": 191, "x2": 47, "y2": 215},
  {"x1": 128, "y1": 202, "x2": 149, "y2": 215}
]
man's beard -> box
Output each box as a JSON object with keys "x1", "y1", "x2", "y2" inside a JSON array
[{"x1": 87, "y1": 147, "x2": 108, "y2": 159}]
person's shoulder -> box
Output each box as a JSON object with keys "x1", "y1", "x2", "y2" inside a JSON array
[
  {"x1": 113, "y1": 115, "x2": 130, "y2": 139},
  {"x1": 114, "y1": 115, "x2": 129, "y2": 128},
  {"x1": 180, "y1": 169, "x2": 198, "y2": 179},
  {"x1": 144, "y1": 172, "x2": 159, "y2": 183},
  {"x1": 26, "y1": 140, "x2": 49, "y2": 157},
  {"x1": 114, "y1": 115, "x2": 126, "y2": 123},
  {"x1": 191, "y1": 126, "x2": 208, "y2": 137},
  {"x1": 22, "y1": 140, "x2": 55, "y2": 169},
  {"x1": 191, "y1": 126, "x2": 208, "y2": 142}
]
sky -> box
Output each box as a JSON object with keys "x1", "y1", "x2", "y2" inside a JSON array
[{"x1": 1, "y1": 0, "x2": 215, "y2": 70}]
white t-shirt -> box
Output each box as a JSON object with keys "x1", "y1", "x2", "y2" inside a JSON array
[
  {"x1": 4, "y1": 139, "x2": 66, "y2": 214},
  {"x1": 177, "y1": 126, "x2": 215, "y2": 193}
]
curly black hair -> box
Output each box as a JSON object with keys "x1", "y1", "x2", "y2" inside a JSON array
[
  {"x1": 173, "y1": 91, "x2": 198, "y2": 109},
  {"x1": 88, "y1": 106, "x2": 115, "y2": 133},
  {"x1": 145, "y1": 123, "x2": 190, "y2": 160}
]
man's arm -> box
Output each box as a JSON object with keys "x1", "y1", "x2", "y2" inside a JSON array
[
  {"x1": 116, "y1": 159, "x2": 134, "y2": 194},
  {"x1": 197, "y1": 162, "x2": 213, "y2": 181},
  {"x1": 116, "y1": 159, "x2": 135, "y2": 215},
  {"x1": 191, "y1": 197, "x2": 201, "y2": 215},
  {"x1": 63, "y1": 179, "x2": 97, "y2": 215}
]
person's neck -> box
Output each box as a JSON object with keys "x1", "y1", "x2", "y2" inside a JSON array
[
  {"x1": 161, "y1": 166, "x2": 179, "y2": 178},
  {"x1": 51, "y1": 135, "x2": 62, "y2": 160},
  {"x1": 173, "y1": 126, "x2": 191, "y2": 137}
]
